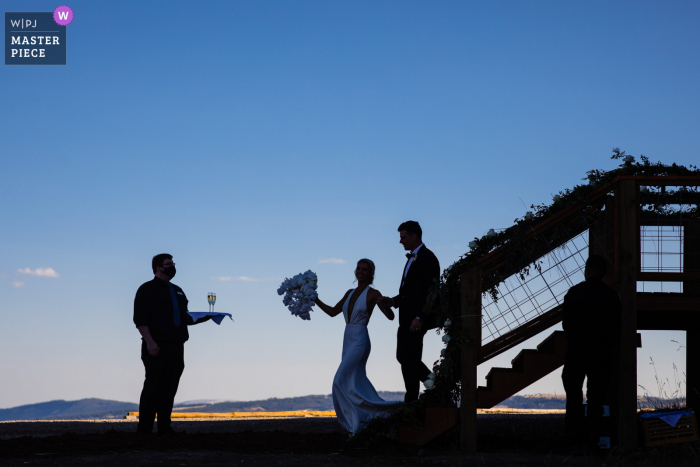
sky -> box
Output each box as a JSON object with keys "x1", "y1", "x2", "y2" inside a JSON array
[{"x1": 1, "y1": 1, "x2": 698, "y2": 409}]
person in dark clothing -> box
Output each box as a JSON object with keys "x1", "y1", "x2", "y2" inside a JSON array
[
  {"x1": 133, "y1": 253, "x2": 210, "y2": 435},
  {"x1": 378, "y1": 221, "x2": 441, "y2": 402},
  {"x1": 562, "y1": 255, "x2": 622, "y2": 453}
]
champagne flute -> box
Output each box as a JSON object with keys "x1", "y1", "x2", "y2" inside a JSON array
[{"x1": 207, "y1": 293, "x2": 216, "y2": 313}]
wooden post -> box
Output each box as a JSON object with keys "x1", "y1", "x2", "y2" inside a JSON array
[
  {"x1": 460, "y1": 266, "x2": 481, "y2": 453},
  {"x1": 589, "y1": 198, "x2": 615, "y2": 280},
  {"x1": 616, "y1": 180, "x2": 639, "y2": 451},
  {"x1": 684, "y1": 221, "x2": 700, "y2": 412},
  {"x1": 688, "y1": 329, "x2": 700, "y2": 412}
]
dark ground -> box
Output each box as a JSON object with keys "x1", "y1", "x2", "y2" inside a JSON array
[{"x1": 1, "y1": 415, "x2": 698, "y2": 466}]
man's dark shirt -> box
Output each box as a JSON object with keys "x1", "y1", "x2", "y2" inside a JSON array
[
  {"x1": 133, "y1": 277, "x2": 195, "y2": 345},
  {"x1": 562, "y1": 277, "x2": 622, "y2": 347}
]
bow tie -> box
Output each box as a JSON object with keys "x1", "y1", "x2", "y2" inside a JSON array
[{"x1": 406, "y1": 253, "x2": 417, "y2": 260}]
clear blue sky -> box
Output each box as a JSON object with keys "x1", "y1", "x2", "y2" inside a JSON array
[{"x1": 1, "y1": 1, "x2": 698, "y2": 408}]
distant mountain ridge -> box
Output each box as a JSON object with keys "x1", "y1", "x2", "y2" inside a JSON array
[
  {"x1": 0, "y1": 398, "x2": 138, "y2": 421},
  {"x1": 0, "y1": 393, "x2": 405, "y2": 421},
  {"x1": 0, "y1": 393, "x2": 565, "y2": 421},
  {"x1": 494, "y1": 394, "x2": 567, "y2": 410},
  {"x1": 173, "y1": 392, "x2": 406, "y2": 413}
]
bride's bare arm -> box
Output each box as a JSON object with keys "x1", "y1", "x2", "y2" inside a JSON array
[
  {"x1": 369, "y1": 289, "x2": 394, "y2": 321},
  {"x1": 315, "y1": 290, "x2": 351, "y2": 317}
]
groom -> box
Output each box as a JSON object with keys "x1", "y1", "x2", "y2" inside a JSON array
[{"x1": 379, "y1": 221, "x2": 440, "y2": 402}]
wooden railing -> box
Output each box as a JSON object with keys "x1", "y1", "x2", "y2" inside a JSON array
[{"x1": 472, "y1": 175, "x2": 700, "y2": 365}]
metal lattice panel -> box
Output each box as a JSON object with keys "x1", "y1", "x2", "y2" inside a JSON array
[
  {"x1": 480, "y1": 211, "x2": 614, "y2": 346},
  {"x1": 639, "y1": 225, "x2": 684, "y2": 293},
  {"x1": 639, "y1": 185, "x2": 700, "y2": 293}
]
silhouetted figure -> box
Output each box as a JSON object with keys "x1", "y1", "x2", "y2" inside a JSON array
[
  {"x1": 562, "y1": 255, "x2": 621, "y2": 453},
  {"x1": 133, "y1": 254, "x2": 210, "y2": 435},
  {"x1": 378, "y1": 221, "x2": 440, "y2": 402},
  {"x1": 314, "y1": 259, "x2": 398, "y2": 434}
]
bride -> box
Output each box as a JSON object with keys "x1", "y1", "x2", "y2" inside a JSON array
[{"x1": 314, "y1": 258, "x2": 399, "y2": 434}]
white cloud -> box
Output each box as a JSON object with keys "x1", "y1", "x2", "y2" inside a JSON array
[
  {"x1": 212, "y1": 276, "x2": 278, "y2": 282},
  {"x1": 17, "y1": 267, "x2": 60, "y2": 278},
  {"x1": 319, "y1": 258, "x2": 346, "y2": 264},
  {"x1": 11, "y1": 281, "x2": 25, "y2": 288}
]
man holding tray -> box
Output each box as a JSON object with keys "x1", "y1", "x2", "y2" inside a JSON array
[{"x1": 133, "y1": 253, "x2": 213, "y2": 436}]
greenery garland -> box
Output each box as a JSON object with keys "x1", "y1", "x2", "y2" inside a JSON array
[{"x1": 353, "y1": 149, "x2": 700, "y2": 445}]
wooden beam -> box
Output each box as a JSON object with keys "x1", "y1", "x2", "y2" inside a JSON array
[
  {"x1": 688, "y1": 329, "x2": 700, "y2": 412},
  {"x1": 684, "y1": 221, "x2": 700, "y2": 412},
  {"x1": 637, "y1": 293, "x2": 700, "y2": 312},
  {"x1": 640, "y1": 218, "x2": 700, "y2": 227},
  {"x1": 638, "y1": 272, "x2": 700, "y2": 282},
  {"x1": 614, "y1": 184, "x2": 621, "y2": 277},
  {"x1": 637, "y1": 310, "x2": 699, "y2": 330},
  {"x1": 473, "y1": 175, "x2": 700, "y2": 276},
  {"x1": 460, "y1": 267, "x2": 481, "y2": 453},
  {"x1": 476, "y1": 184, "x2": 615, "y2": 267},
  {"x1": 617, "y1": 179, "x2": 639, "y2": 451},
  {"x1": 589, "y1": 197, "x2": 616, "y2": 280}
]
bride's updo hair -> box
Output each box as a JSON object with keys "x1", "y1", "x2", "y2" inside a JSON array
[{"x1": 357, "y1": 258, "x2": 376, "y2": 285}]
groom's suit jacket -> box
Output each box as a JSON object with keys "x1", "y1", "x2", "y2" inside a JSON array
[{"x1": 392, "y1": 245, "x2": 440, "y2": 329}]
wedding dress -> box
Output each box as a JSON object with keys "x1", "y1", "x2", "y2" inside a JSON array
[{"x1": 332, "y1": 286, "x2": 398, "y2": 434}]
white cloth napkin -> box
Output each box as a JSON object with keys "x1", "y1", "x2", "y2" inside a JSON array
[{"x1": 187, "y1": 311, "x2": 233, "y2": 325}]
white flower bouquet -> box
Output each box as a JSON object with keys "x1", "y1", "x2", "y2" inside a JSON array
[{"x1": 277, "y1": 270, "x2": 318, "y2": 320}]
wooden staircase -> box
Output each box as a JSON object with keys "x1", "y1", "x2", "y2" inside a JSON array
[
  {"x1": 477, "y1": 331, "x2": 568, "y2": 409},
  {"x1": 456, "y1": 175, "x2": 700, "y2": 452},
  {"x1": 476, "y1": 330, "x2": 643, "y2": 408}
]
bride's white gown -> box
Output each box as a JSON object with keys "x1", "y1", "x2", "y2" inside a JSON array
[{"x1": 333, "y1": 286, "x2": 398, "y2": 433}]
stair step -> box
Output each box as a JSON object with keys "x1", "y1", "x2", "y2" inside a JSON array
[
  {"x1": 490, "y1": 358, "x2": 562, "y2": 388},
  {"x1": 477, "y1": 328, "x2": 642, "y2": 409},
  {"x1": 485, "y1": 366, "x2": 518, "y2": 383},
  {"x1": 510, "y1": 349, "x2": 539, "y2": 370},
  {"x1": 399, "y1": 406, "x2": 459, "y2": 446},
  {"x1": 536, "y1": 330, "x2": 566, "y2": 353},
  {"x1": 477, "y1": 330, "x2": 569, "y2": 409}
]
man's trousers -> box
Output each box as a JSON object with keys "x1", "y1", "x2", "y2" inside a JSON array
[
  {"x1": 562, "y1": 344, "x2": 611, "y2": 447},
  {"x1": 137, "y1": 341, "x2": 185, "y2": 433},
  {"x1": 397, "y1": 325, "x2": 431, "y2": 403}
]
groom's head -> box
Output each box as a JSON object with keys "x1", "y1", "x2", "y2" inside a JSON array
[{"x1": 398, "y1": 221, "x2": 422, "y2": 251}]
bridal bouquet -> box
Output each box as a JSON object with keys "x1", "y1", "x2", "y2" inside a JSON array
[{"x1": 277, "y1": 270, "x2": 318, "y2": 320}]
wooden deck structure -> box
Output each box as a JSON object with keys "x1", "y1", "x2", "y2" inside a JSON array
[{"x1": 460, "y1": 176, "x2": 700, "y2": 453}]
